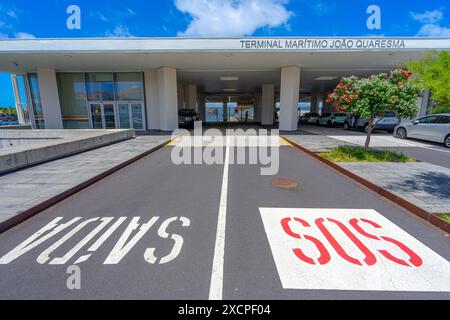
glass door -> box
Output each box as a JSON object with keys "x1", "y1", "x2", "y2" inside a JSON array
[
  {"x1": 89, "y1": 102, "x2": 117, "y2": 129},
  {"x1": 90, "y1": 103, "x2": 103, "y2": 128},
  {"x1": 118, "y1": 103, "x2": 131, "y2": 129},
  {"x1": 117, "y1": 102, "x2": 145, "y2": 130},
  {"x1": 103, "y1": 103, "x2": 116, "y2": 129}
]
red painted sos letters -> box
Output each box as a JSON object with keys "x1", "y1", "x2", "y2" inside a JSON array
[{"x1": 281, "y1": 216, "x2": 423, "y2": 267}]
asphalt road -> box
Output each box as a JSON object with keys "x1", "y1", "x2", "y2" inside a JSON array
[
  {"x1": 300, "y1": 125, "x2": 450, "y2": 169},
  {"x1": 0, "y1": 137, "x2": 449, "y2": 299}
]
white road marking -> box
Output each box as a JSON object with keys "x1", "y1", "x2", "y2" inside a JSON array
[
  {"x1": 259, "y1": 208, "x2": 450, "y2": 292},
  {"x1": 378, "y1": 136, "x2": 450, "y2": 154},
  {"x1": 209, "y1": 134, "x2": 231, "y2": 300}
]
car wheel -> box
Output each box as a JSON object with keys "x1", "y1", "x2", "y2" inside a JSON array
[
  {"x1": 396, "y1": 127, "x2": 407, "y2": 139},
  {"x1": 445, "y1": 134, "x2": 450, "y2": 148},
  {"x1": 363, "y1": 124, "x2": 369, "y2": 133},
  {"x1": 343, "y1": 122, "x2": 350, "y2": 130}
]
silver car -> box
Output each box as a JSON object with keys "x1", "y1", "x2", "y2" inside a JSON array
[{"x1": 395, "y1": 114, "x2": 450, "y2": 148}]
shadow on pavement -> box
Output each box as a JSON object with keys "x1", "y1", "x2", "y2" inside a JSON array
[{"x1": 386, "y1": 171, "x2": 450, "y2": 199}]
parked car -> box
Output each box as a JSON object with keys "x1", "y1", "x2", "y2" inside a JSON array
[
  {"x1": 395, "y1": 114, "x2": 450, "y2": 148},
  {"x1": 317, "y1": 112, "x2": 347, "y2": 127},
  {"x1": 299, "y1": 112, "x2": 320, "y2": 124},
  {"x1": 178, "y1": 109, "x2": 199, "y2": 129},
  {"x1": 344, "y1": 111, "x2": 399, "y2": 133}
]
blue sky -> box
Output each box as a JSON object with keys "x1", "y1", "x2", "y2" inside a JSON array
[{"x1": 1, "y1": 0, "x2": 450, "y2": 106}]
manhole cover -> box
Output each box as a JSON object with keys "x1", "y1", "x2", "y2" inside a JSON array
[{"x1": 271, "y1": 178, "x2": 299, "y2": 190}]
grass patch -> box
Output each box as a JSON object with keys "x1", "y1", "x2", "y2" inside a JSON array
[
  {"x1": 440, "y1": 215, "x2": 450, "y2": 223},
  {"x1": 318, "y1": 146, "x2": 415, "y2": 163}
]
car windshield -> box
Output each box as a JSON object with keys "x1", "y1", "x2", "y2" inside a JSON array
[
  {"x1": 310, "y1": 113, "x2": 319, "y2": 117},
  {"x1": 179, "y1": 109, "x2": 196, "y2": 116},
  {"x1": 321, "y1": 113, "x2": 330, "y2": 117},
  {"x1": 383, "y1": 112, "x2": 396, "y2": 117},
  {"x1": 335, "y1": 113, "x2": 346, "y2": 116}
]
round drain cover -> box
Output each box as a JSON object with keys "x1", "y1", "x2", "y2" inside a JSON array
[{"x1": 271, "y1": 178, "x2": 299, "y2": 190}]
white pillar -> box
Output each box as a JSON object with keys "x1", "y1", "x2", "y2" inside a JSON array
[
  {"x1": 144, "y1": 69, "x2": 160, "y2": 130},
  {"x1": 157, "y1": 67, "x2": 178, "y2": 131},
  {"x1": 36, "y1": 68, "x2": 63, "y2": 129},
  {"x1": 11, "y1": 75, "x2": 25, "y2": 124},
  {"x1": 311, "y1": 92, "x2": 320, "y2": 114},
  {"x1": 199, "y1": 94, "x2": 206, "y2": 121},
  {"x1": 253, "y1": 92, "x2": 262, "y2": 123},
  {"x1": 279, "y1": 66, "x2": 300, "y2": 131},
  {"x1": 418, "y1": 89, "x2": 431, "y2": 117},
  {"x1": 321, "y1": 91, "x2": 328, "y2": 113},
  {"x1": 261, "y1": 84, "x2": 274, "y2": 125},
  {"x1": 186, "y1": 84, "x2": 197, "y2": 110}
]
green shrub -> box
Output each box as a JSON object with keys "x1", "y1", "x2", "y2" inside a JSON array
[{"x1": 318, "y1": 146, "x2": 415, "y2": 163}]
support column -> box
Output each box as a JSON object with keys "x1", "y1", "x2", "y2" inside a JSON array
[
  {"x1": 199, "y1": 94, "x2": 206, "y2": 121},
  {"x1": 36, "y1": 68, "x2": 63, "y2": 129},
  {"x1": 186, "y1": 84, "x2": 197, "y2": 110},
  {"x1": 253, "y1": 91, "x2": 262, "y2": 123},
  {"x1": 223, "y1": 97, "x2": 228, "y2": 122},
  {"x1": 157, "y1": 67, "x2": 178, "y2": 131},
  {"x1": 261, "y1": 84, "x2": 275, "y2": 126},
  {"x1": 321, "y1": 90, "x2": 328, "y2": 113},
  {"x1": 144, "y1": 69, "x2": 160, "y2": 130},
  {"x1": 311, "y1": 92, "x2": 320, "y2": 114},
  {"x1": 279, "y1": 66, "x2": 300, "y2": 131},
  {"x1": 418, "y1": 89, "x2": 431, "y2": 117},
  {"x1": 11, "y1": 75, "x2": 25, "y2": 124},
  {"x1": 177, "y1": 83, "x2": 185, "y2": 109}
]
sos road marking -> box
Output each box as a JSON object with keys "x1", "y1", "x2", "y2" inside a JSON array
[
  {"x1": 259, "y1": 208, "x2": 450, "y2": 292},
  {"x1": 0, "y1": 216, "x2": 190, "y2": 265}
]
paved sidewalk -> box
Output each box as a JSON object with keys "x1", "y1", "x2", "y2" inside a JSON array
[
  {"x1": 0, "y1": 134, "x2": 171, "y2": 224},
  {"x1": 280, "y1": 130, "x2": 357, "y2": 152},
  {"x1": 339, "y1": 162, "x2": 450, "y2": 214}
]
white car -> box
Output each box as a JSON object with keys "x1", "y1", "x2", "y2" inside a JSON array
[{"x1": 395, "y1": 114, "x2": 450, "y2": 148}]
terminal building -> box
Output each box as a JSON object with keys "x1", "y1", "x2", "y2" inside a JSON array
[{"x1": 1, "y1": 37, "x2": 449, "y2": 131}]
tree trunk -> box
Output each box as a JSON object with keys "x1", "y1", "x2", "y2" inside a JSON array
[{"x1": 365, "y1": 117, "x2": 373, "y2": 148}]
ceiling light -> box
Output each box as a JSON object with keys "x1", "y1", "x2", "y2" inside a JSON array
[
  {"x1": 220, "y1": 76, "x2": 239, "y2": 81},
  {"x1": 223, "y1": 88, "x2": 237, "y2": 92},
  {"x1": 314, "y1": 76, "x2": 338, "y2": 81}
]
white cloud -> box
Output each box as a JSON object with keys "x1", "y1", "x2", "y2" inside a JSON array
[
  {"x1": 92, "y1": 11, "x2": 109, "y2": 22},
  {"x1": 411, "y1": 9, "x2": 450, "y2": 37},
  {"x1": 6, "y1": 10, "x2": 17, "y2": 19},
  {"x1": 125, "y1": 8, "x2": 137, "y2": 16},
  {"x1": 105, "y1": 25, "x2": 135, "y2": 37},
  {"x1": 14, "y1": 32, "x2": 36, "y2": 39},
  {"x1": 417, "y1": 24, "x2": 450, "y2": 37},
  {"x1": 175, "y1": 0, "x2": 292, "y2": 37},
  {"x1": 410, "y1": 9, "x2": 443, "y2": 24}
]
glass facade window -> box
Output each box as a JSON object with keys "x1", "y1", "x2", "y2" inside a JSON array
[
  {"x1": 49, "y1": 72, "x2": 146, "y2": 130},
  {"x1": 85, "y1": 73, "x2": 115, "y2": 101},
  {"x1": 28, "y1": 73, "x2": 45, "y2": 129},
  {"x1": 114, "y1": 72, "x2": 144, "y2": 101},
  {"x1": 57, "y1": 73, "x2": 89, "y2": 129}
]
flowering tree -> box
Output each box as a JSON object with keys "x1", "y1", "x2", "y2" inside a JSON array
[{"x1": 326, "y1": 69, "x2": 421, "y2": 148}]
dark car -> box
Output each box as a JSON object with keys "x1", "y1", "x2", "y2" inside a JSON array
[
  {"x1": 344, "y1": 111, "x2": 399, "y2": 133},
  {"x1": 178, "y1": 109, "x2": 199, "y2": 128},
  {"x1": 299, "y1": 112, "x2": 320, "y2": 124}
]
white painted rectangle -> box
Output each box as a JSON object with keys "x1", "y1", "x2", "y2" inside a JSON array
[{"x1": 259, "y1": 208, "x2": 450, "y2": 292}]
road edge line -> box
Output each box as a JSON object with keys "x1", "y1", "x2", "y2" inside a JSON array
[
  {"x1": 280, "y1": 135, "x2": 450, "y2": 234},
  {"x1": 0, "y1": 138, "x2": 172, "y2": 235}
]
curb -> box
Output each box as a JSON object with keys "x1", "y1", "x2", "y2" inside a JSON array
[
  {"x1": 0, "y1": 138, "x2": 172, "y2": 235},
  {"x1": 280, "y1": 135, "x2": 450, "y2": 234}
]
